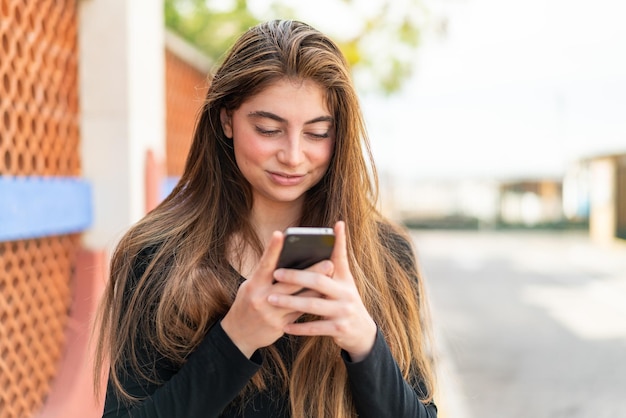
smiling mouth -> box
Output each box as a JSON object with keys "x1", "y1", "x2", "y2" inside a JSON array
[
  {"x1": 273, "y1": 172, "x2": 303, "y2": 178},
  {"x1": 269, "y1": 171, "x2": 305, "y2": 185}
]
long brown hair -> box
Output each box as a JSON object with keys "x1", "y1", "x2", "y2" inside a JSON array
[{"x1": 94, "y1": 19, "x2": 435, "y2": 417}]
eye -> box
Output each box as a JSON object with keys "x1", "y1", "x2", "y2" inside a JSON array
[
  {"x1": 306, "y1": 132, "x2": 330, "y2": 140},
  {"x1": 255, "y1": 126, "x2": 281, "y2": 136}
]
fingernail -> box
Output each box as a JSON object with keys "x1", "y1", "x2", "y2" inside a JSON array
[{"x1": 268, "y1": 294, "x2": 278, "y2": 303}]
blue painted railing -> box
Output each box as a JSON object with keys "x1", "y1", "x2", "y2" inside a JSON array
[
  {"x1": 161, "y1": 176, "x2": 179, "y2": 200},
  {"x1": 0, "y1": 176, "x2": 93, "y2": 241}
]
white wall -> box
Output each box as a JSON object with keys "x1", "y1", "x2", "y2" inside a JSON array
[{"x1": 79, "y1": 0, "x2": 165, "y2": 250}]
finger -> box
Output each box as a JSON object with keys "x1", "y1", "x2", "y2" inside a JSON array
[
  {"x1": 271, "y1": 281, "x2": 307, "y2": 296},
  {"x1": 293, "y1": 288, "x2": 323, "y2": 299},
  {"x1": 331, "y1": 221, "x2": 352, "y2": 282},
  {"x1": 267, "y1": 293, "x2": 336, "y2": 317},
  {"x1": 251, "y1": 231, "x2": 285, "y2": 284},
  {"x1": 272, "y1": 260, "x2": 334, "y2": 295},
  {"x1": 284, "y1": 311, "x2": 304, "y2": 325},
  {"x1": 273, "y1": 266, "x2": 337, "y2": 294},
  {"x1": 306, "y1": 259, "x2": 334, "y2": 276},
  {"x1": 272, "y1": 280, "x2": 326, "y2": 297},
  {"x1": 273, "y1": 259, "x2": 333, "y2": 280},
  {"x1": 283, "y1": 319, "x2": 336, "y2": 336}
]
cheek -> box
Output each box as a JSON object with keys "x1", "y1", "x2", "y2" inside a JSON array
[
  {"x1": 233, "y1": 131, "x2": 259, "y2": 160},
  {"x1": 242, "y1": 142, "x2": 272, "y2": 159},
  {"x1": 233, "y1": 135, "x2": 275, "y2": 174},
  {"x1": 315, "y1": 141, "x2": 335, "y2": 168},
  {"x1": 233, "y1": 140, "x2": 253, "y2": 173}
]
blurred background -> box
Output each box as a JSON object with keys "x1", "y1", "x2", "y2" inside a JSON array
[{"x1": 0, "y1": 0, "x2": 624, "y2": 417}]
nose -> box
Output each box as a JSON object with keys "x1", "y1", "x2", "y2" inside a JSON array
[{"x1": 277, "y1": 135, "x2": 304, "y2": 167}]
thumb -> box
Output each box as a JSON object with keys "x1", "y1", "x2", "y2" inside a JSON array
[
  {"x1": 331, "y1": 221, "x2": 353, "y2": 283},
  {"x1": 251, "y1": 231, "x2": 284, "y2": 284}
]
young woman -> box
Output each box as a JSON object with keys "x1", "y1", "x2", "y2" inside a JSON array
[{"x1": 94, "y1": 19, "x2": 437, "y2": 418}]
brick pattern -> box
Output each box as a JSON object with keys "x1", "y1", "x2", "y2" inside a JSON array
[
  {"x1": 0, "y1": 0, "x2": 80, "y2": 176},
  {"x1": 165, "y1": 48, "x2": 208, "y2": 177},
  {"x1": 0, "y1": 235, "x2": 80, "y2": 417},
  {"x1": 0, "y1": 1, "x2": 80, "y2": 417}
]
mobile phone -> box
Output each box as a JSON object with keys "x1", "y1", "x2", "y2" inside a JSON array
[{"x1": 276, "y1": 227, "x2": 335, "y2": 269}]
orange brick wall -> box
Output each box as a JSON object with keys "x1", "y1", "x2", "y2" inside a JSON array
[
  {"x1": 164, "y1": 49, "x2": 209, "y2": 177},
  {"x1": 1, "y1": 7, "x2": 212, "y2": 416},
  {"x1": 0, "y1": 1, "x2": 81, "y2": 417},
  {"x1": 0, "y1": 1, "x2": 80, "y2": 176}
]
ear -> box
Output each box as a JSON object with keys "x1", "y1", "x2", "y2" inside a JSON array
[{"x1": 220, "y1": 108, "x2": 233, "y2": 139}]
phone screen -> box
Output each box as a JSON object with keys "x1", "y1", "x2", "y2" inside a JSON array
[{"x1": 276, "y1": 227, "x2": 335, "y2": 269}]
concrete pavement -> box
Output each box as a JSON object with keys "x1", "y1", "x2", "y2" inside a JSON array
[{"x1": 411, "y1": 229, "x2": 626, "y2": 418}]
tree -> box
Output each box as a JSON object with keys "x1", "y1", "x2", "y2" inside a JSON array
[{"x1": 164, "y1": 0, "x2": 431, "y2": 95}]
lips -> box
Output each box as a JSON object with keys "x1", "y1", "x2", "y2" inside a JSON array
[{"x1": 268, "y1": 171, "x2": 305, "y2": 186}]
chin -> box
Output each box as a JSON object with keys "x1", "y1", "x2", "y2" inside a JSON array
[{"x1": 269, "y1": 191, "x2": 307, "y2": 204}]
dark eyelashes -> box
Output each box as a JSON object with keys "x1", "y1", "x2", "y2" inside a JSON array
[
  {"x1": 255, "y1": 126, "x2": 280, "y2": 135},
  {"x1": 309, "y1": 133, "x2": 329, "y2": 139},
  {"x1": 254, "y1": 126, "x2": 330, "y2": 139}
]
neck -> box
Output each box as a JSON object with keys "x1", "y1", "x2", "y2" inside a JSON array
[
  {"x1": 229, "y1": 199, "x2": 303, "y2": 278},
  {"x1": 250, "y1": 200, "x2": 303, "y2": 245}
]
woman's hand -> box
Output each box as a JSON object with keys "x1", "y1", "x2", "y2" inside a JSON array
[
  {"x1": 268, "y1": 221, "x2": 377, "y2": 362},
  {"x1": 221, "y1": 231, "x2": 332, "y2": 358}
]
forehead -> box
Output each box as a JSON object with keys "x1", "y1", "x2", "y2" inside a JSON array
[{"x1": 238, "y1": 78, "x2": 332, "y2": 118}]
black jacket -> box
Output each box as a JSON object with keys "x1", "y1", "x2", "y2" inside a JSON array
[{"x1": 103, "y1": 231, "x2": 437, "y2": 418}]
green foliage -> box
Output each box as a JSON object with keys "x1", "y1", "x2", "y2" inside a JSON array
[
  {"x1": 165, "y1": 0, "x2": 262, "y2": 64},
  {"x1": 164, "y1": 0, "x2": 428, "y2": 95}
]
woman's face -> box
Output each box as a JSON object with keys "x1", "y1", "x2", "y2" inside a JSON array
[{"x1": 221, "y1": 78, "x2": 335, "y2": 211}]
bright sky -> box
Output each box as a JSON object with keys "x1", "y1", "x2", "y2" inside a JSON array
[
  {"x1": 248, "y1": 0, "x2": 626, "y2": 180},
  {"x1": 359, "y1": 0, "x2": 626, "y2": 180}
]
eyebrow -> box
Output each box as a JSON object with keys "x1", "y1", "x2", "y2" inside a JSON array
[{"x1": 247, "y1": 110, "x2": 334, "y2": 125}]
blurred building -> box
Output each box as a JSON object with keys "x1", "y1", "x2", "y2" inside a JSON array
[
  {"x1": 163, "y1": 30, "x2": 211, "y2": 197},
  {"x1": 386, "y1": 159, "x2": 625, "y2": 245},
  {"x1": 0, "y1": 2, "x2": 207, "y2": 417},
  {"x1": 562, "y1": 161, "x2": 591, "y2": 222},
  {"x1": 385, "y1": 176, "x2": 578, "y2": 231},
  {"x1": 497, "y1": 178, "x2": 563, "y2": 227},
  {"x1": 383, "y1": 177, "x2": 500, "y2": 229},
  {"x1": 569, "y1": 153, "x2": 626, "y2": 244}
]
